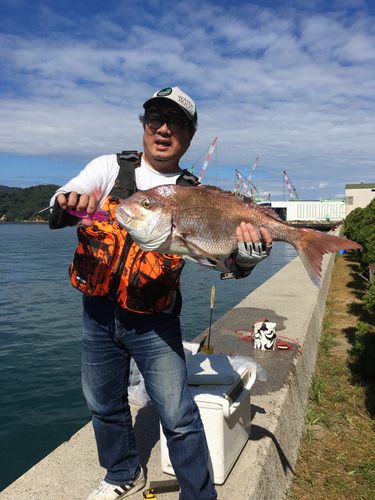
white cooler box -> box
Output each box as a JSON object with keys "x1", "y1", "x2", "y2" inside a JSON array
[{"x1": 160, "y1": 355, "x2": 256, "y2": 485}]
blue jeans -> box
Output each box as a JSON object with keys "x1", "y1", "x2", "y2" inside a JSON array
[{"x1": 82, "y1": 295, "x2": 217, "y2": 500}]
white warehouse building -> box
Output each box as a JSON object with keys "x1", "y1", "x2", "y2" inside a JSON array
[
  {"x1": 255, "y1": 182, "x2": 375, "y2": 223},
  {"x1": 345, "y1": 182, "x2": 375, "y2": 216},
  {"x1": 258, "y1": 199, "x2": 346, "y2": 222}
]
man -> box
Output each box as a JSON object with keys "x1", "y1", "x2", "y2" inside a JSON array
[{"x1": 50, "y1": 87, "x2": 273, "y2": 500}]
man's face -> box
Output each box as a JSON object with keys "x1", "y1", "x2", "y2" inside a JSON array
[{"x1": 142, "y1": 100, "x2": 195, "y2": 173}]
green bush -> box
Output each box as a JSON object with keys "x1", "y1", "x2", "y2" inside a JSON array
[
  {"x1": 344, "y1": 199, "x2": 375, "y2": 277},
  {"x1": 351, "y1": 322, "x2": 375, "y2": 379},
  {"x1": 363, "y1": 283, "x2": 375, "y2": 317},
  {"x1": 344, "y1": 199, "x2": 375, "y2": 319}
]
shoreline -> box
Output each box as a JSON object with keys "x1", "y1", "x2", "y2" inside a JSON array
[{"x1": 0, "y1": 220, "x2": 48, "y2": 224}]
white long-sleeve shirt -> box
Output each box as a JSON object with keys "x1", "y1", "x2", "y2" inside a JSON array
[{"x1": 51, "y1": 154, "x2": 183, "y2": 207}]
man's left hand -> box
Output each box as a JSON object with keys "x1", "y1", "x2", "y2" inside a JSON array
[{"x1": 235, "y1": 222, "x2": 273, "y2": 270}]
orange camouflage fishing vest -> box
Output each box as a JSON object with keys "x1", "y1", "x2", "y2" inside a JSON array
[{"x1": 69, "y1": 151, "x2": 199, "y2": 314}]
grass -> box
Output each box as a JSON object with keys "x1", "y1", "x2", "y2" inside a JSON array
[
  {"x1": 309, "y1": 374, "x2": 327, "y2": 405},
  {"x1": 288, "y1": 253, "x2": 375, "y2": 500},
  {"x1": 319, "y1": 332, "x2": 339, "y2": 354}
]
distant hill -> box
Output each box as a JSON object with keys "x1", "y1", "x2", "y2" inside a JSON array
[
  {"x1": 0, "y1": 184, "x2": 60, "y2": 222},
  {"x1": 0, "y1": 185, "x2": 22, "y2": 193}
]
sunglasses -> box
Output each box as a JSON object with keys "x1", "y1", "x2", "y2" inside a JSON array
[{"x1": 145, "y1": 111, "x2": 190, "y2": 133}]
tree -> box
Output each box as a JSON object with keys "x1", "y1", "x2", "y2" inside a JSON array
[
  {"x1": 363, "y1": 284, "x2": 375, "y2": 316},
  {"x1": 0, "y1": 184, "x2": 59, "y2": 222},
  {"x1": 344, "y1": 199, "x2": 375, "y2": 317},
  {"x1": 344, "y1": 198, "x2": 375, "y2": 278}
]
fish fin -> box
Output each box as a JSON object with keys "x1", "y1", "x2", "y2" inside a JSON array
[
  {"x1": 196, "y1": 185, "x2": 248, "y2": 202},
  {"x1": 184, "y1": 255, "x2": 229, "y2": 272},
  {"x1": 250, "y1": 204, "x2": 284, "y2": 222},
  {"x1": 294, "y1": 229, "x2": 362, "y2": 289},
  {"x1": 177, "y1": 235, "x2": 230, "y2": 272},
  {"x1": 197, "y1": 185, "x2": 233, "y2": 196}
]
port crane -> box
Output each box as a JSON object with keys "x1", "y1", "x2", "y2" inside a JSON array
[
  {"x1": 190, "y1": 137, "x2": 217, "y2": 182},
  {"x1": 238, "y1": 157, "x2": 258, "y2": 197},
  {"x1": 283, "y1": 170, "x2": 300, "y2": 200},
  {"x1": 234, "y1": 169, "x2": 251, "y2": 199},
  {"x1": 232, "y1": 157, "x2": 259, "y2": 198},
  {"x1": 246, "y1": 157, "x2": 258, "y2": 185},
  {"x1": 234, "y1": 168, "x2": 264, "y2": 201}
]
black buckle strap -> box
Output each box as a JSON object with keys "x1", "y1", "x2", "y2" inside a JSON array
[{"x1": 110, "y1": 151, "x2": 142, "y2": 200}]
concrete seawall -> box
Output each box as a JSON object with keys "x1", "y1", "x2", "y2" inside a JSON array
[{"x1": 0, "y1": 242, "x2": 336, "y2": 500}]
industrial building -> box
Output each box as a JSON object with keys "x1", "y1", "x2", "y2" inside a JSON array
[
  {"x1": 345, "y1": 182, "x2": 375, "y2": 216},
  {"x1": 233, "y1": 159, "x2": 374, "y2": 223},
  {"x1": 257, "y1": 183, "x2": 375, "y2": 224},
  {"x1": 258, "y1": 199, "x2": 346, "y2": 223}
]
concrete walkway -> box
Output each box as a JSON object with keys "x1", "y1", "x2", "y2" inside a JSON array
[{"x1": 0, "y1": 241, "x2": 336, "y2": 500}]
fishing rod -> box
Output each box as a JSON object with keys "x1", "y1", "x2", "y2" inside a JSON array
[{"x1": 201, "y1": 286, "x2": 215, "y2": 355}]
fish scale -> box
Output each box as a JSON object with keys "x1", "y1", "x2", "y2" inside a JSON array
[{"x1": 115, "y1": 185, "x2": 362, "y2": 289}]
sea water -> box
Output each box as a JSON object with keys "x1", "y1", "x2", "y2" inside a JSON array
[{"x1": 0, "y1": 223, "x2": 297, "y2": 491}]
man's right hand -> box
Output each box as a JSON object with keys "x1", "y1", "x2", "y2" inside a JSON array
[
  {"x1": 56, "y1": 192, "x2": 98, "y2": 226},
  {"x1": 57, "y1": 192, "x2": 98, "y2": 212}
]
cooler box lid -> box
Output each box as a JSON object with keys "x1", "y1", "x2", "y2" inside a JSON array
[{"x1": 187, "y1": 353, "x2": 235, "y2": 385}]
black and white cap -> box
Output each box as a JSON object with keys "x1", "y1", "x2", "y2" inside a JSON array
[{"x1": 143, "y1": 87, "x2": 197, "y2": 124}]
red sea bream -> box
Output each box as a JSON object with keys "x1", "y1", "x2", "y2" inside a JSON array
[{"x1": 115, "y1": 185, "x2": 362, "y2": 289}]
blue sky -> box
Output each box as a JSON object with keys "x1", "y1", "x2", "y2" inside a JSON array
[{"x1": 1, "y1": 0, "x2": 374, "y2": 200}]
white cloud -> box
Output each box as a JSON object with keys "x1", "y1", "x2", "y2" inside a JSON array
[{"x1": 0, "y1": 0, "x2": 374, "y2": 198}]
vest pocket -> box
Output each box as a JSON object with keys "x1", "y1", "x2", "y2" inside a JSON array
[
  {"x1": 69, "y1": 226, "x2": 119, "y2": 295},
  {"x1": 124, "y1": 251, "x2": 185, "y2": 313}
]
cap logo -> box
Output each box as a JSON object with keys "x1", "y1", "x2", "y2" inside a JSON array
[
  {"x1": 157, "y1": 87, "x2": 173, "y2": 97},
  {"x1": 178, "y1": 95, "x2": 194, "y2": 112}
]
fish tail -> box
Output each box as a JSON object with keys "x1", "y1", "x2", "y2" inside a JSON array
[{"x1": 293, "y1": 228, "x2": 362, "y2": 289}]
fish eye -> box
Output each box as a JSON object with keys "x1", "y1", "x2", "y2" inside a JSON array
[{"x1": 142, "y1": 198, "x2": 152, "y2": 209}]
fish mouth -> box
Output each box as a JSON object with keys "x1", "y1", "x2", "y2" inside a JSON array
[{"x1": 115, "y1": 207, "x2": 133, "y2": 225}]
